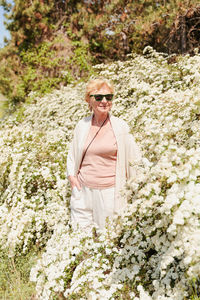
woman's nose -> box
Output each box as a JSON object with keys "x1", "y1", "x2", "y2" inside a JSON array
[{"x1": 101, "y1": 96, "x2": 107, "y2": 103}]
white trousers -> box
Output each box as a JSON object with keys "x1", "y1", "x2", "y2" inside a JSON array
[{"x1": 70, "y1": 185, "x2": 115, "y2": 230}]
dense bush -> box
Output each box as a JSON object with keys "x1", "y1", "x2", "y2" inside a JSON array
[{"x1": 0, "y1": 47, "x2": 200, "y2": 299}]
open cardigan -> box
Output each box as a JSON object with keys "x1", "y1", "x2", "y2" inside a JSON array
[{"x1": 67, "y1": 114, "x2": 142, "y2": 214}]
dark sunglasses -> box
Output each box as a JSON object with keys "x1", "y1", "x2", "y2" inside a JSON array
[{"x1": 90, "y1": 94, "x2": 114, "y2": 101}]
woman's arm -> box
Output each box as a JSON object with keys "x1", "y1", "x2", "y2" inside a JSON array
[
  {"x1": 67, "y1": 141, "x2": 82, "y2": 190},
  {"x1": 67, "y1": 121, "x2": 83, "y2": 190}
]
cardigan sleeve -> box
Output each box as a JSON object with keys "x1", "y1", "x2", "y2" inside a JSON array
[
  {"x1": 66, "y1": 115, "x2": 92, "y2": 178},
  {"x1": 66, "y1": 120, "x2": 82, "y2": 177},
  {"x1": 66, "y1": 142, "x2": 75, "y2": 177}
]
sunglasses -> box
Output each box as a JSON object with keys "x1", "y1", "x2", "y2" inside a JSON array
[{"x1": 90, "y1": 94, "x2": 114, "y2": 101}]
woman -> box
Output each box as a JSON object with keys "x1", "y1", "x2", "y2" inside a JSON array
[{"x1": 67, "y1": 78, "x2": 142, "y2": 230}]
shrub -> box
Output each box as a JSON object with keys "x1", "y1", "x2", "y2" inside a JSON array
[{"x1": 0, "y1": 47, "x2": 200, "y2": 299}]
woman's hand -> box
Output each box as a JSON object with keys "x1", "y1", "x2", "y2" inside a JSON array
[{"x1": 68, "y1": 175, "x2": 82, "y2": 190}]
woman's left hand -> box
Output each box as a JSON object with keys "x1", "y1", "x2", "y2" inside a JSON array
[{"x1": 68, "y1": 175, "x2": 82, "y2": 190}]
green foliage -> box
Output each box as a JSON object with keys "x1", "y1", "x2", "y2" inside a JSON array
[
  {"x1": 0, "y1": 36, "x2": 94, "y2": 106},
  {"x1": 19, "y1": 39, "x2": 70, "y2": 96},
  {"x1": 0, "y1": 246, "x2": 37, "y2": 299},
  {"x1": 190, "y1": 278, "x2": 200, "y2": 300}
]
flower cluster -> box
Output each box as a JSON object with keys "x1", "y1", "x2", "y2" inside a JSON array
[
  {"x1": 0, "y1": 84, "x2": 88, "y2": 255},
  {"x1": 1, "y1": 47, "x2": 200, "y2": 299}
]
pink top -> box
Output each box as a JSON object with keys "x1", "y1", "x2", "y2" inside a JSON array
[{"x1": 78, "y1": 120, "x2": 117, "y2": 189}]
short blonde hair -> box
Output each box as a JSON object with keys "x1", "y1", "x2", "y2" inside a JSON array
[{"x1": 85, "y1": 78, "x2": 114, "y2": 104}]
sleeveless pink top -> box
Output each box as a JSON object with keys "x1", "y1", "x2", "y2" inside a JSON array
[{"x1": 78, "y1": 121, "x2": 117, "y2": 189}]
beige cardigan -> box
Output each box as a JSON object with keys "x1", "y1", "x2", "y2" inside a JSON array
[{"x1": 67, "y1": 114, "x2": 142, "y2": 214}]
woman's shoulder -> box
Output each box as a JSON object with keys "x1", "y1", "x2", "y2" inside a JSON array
[
  {"x1": 110, "y1": 115, "x2": 130, "y2": 131},
  {"x1": 76, "y1": 115, "x2": 92, "y2": 127},
  {"x1": 73, "y1": 115, "x2": 92, "y2": 134}
]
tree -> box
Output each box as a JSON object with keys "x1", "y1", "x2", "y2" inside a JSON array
[{"x1": 0, "y1": 0, "x2": 200, "y2": 105}]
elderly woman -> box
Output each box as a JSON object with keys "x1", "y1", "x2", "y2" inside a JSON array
[{"x1": 67, "y1": 78, "x2": 141, "y2": 230}]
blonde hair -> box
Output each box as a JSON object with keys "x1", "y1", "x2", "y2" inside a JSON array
[{"x1": 85, "y1": 78, "x2": 114, "y2": 107}]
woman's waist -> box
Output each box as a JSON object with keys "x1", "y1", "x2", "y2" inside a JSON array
[{"x1": 78, "y1": 172, "x2": 115, "y2": 189}]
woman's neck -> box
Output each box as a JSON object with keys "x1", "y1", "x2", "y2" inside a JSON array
[{"x1": 93, "y1": 113, "x2": 109, "y2": 126}]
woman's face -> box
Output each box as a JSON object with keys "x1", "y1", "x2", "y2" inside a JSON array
[{"x1": 89, "y1": 84, "x2": 113, "y2": 116}]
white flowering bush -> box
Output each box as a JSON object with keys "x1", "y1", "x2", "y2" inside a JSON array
[
  {"x1": 1, "y1": 46, "x2": 200, "y2": 299},
  {"x1": 0, "y1": 85, "x2": 89, "y2": 256}
]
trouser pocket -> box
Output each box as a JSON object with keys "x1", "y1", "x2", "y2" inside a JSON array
[
  {"x1": 72, "y1": 187, "x2": 81, "y2": 199},
  {"x1": 70, "y1": 187, "x2": 83, "y2": 210}
]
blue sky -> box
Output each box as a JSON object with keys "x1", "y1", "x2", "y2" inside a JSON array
[{"x1": 0, "y1": 5, "x2": 11, "y2": 48}]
